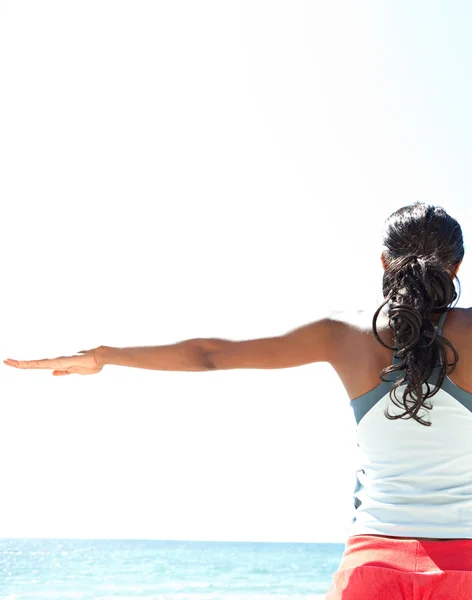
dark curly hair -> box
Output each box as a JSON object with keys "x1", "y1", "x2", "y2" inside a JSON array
[{"x1": 372, "y1": 203, "x2": 464, "y2": 426}]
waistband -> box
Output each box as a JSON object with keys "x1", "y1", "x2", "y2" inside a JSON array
[{"x1": 340, "y1": 536, "x2": 472, "y2": 573}]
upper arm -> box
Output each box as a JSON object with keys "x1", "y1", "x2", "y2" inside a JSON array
[{"x1": 202, "y1": 314, "x2": 348, "y2": 370}]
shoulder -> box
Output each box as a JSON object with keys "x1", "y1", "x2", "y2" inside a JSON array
[
  {"x1": 466, "y1": 307, "x2": 472, "y2": 325},
  {"x1": 320, "y1": 309, "x2": 374, "y2": 356},
  {"x1": 322, "y1": 306, "x2": 472, "y2": 366},
  {"x1": 327, "y1": 308, "x2": 376, "y2": 331},
  {"x1": 445, "y1": 306, "x2": 472, "y2": 335},
  {"x1": 454, "y1": 306, "x2": 472, "y2": 322},
  {"x1": 327, "y1": 308, "x2": 393, "y2": 355}
]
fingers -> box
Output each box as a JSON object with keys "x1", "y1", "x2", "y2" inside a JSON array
[
  {"x1": 4, "y1": 360, "x2": 75, "y2": 375},
  {"x1": 4, "y1": 358, "x2": 61, "y2": 370}
]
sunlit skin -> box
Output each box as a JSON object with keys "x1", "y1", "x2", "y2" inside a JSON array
[
  {"x1": 3, "y1": 350, "x2": 103, "y2": 376},
  {"x1": 3, "y1": 255, "x2": 462, "y2": 377}
]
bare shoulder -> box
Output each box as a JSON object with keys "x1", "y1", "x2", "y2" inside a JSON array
[
  {"x1": 466, "y1": 307, "x2": 472, "y2": 324},
  {"x1": 326, "y1": 307, "x2": 393, "y2": 354},
  {"x1": 337, "y1": 306, "x2": 472, "y2": 351},
  {"x1": 452, "y1": 306, "x2": 472, "y2": 321},
  {"x1": 447, "y1": 306, "x2": 472, "y2": 333},
  {"x1": 327, "y1": 308, "x2": 376, "y2": 331},
  {"x1": 318, "y1": 308, "x2": 374, "y2": 356}
]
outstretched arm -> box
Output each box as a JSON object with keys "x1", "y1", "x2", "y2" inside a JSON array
[{"x1": 4, "y1": 314, "x2": 346, "y2": 375}]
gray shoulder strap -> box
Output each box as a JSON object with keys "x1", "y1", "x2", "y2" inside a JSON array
[{"x1": 436, "y1": 310, "x2": 449, "y2": 336}]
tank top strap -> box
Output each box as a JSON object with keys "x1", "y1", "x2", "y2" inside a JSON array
[{"x1": 436, "y1": 310, "x2": 449, "y2": 336}]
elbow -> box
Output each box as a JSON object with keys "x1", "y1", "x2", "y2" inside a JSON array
[
  {"x1": 186, "y1": 339, "x2": 219, "y2": 371},
  {"x1": 203, "y1": 357, "x2": 218, "y2": 370},
  {"x1": 200, "y1": 349, "x2": 218, "y2": 370}
]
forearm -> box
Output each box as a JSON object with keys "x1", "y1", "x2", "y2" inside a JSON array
[{"x1": 94, "y1": 339, "x2": 217, "y2": 372}]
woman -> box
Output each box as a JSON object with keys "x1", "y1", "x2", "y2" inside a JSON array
[{"x1": 5, "y1": 202, "x2": 472, "y2": 599}]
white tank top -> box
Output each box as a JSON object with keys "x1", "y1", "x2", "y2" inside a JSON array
[{"x1": 348, "y1": 310, "x2": 472, "y2": 539}]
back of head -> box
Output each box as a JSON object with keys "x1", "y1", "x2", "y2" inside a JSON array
[{"x1": 373, "y1": 202, "x2": 465, "y2": 426}]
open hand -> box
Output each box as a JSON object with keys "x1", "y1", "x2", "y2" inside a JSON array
[{"x1": 3, "y1": 348, "x2": 103, "y2": 376}]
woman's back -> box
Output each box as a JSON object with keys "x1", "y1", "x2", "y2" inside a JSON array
[{"x1": 329, "y1": 306, "x2": 472, "y2": 542}]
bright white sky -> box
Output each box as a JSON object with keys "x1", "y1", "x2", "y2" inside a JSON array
[{"x1": 0, "y1": 1, "x2": 471, "y2": 543}]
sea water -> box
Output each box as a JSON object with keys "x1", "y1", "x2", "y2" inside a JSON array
[{"x1": 0, "y1": 538, "x2": 345, "y2": 599}]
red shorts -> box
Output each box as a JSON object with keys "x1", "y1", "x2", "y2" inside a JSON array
[{"x1": 325, "y1": 535, "x2": 472, "y2": 600}]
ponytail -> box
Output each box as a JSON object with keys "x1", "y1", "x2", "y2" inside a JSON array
[{"x1": 372, "y1": 204, "x2": 464, "y2": 426}]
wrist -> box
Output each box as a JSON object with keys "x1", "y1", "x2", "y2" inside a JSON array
[{"x1": 94, "y1": 345, "x2": 110, "y2": 368}]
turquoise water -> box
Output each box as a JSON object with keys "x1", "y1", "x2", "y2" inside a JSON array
[{"x1": 0, "y1": 538, "x2": 345, "y2": 599}]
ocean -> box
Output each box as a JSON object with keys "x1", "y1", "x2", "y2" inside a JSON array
[{"x1": 0, "y1": 538, "x2": 345, "y2": 599}]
